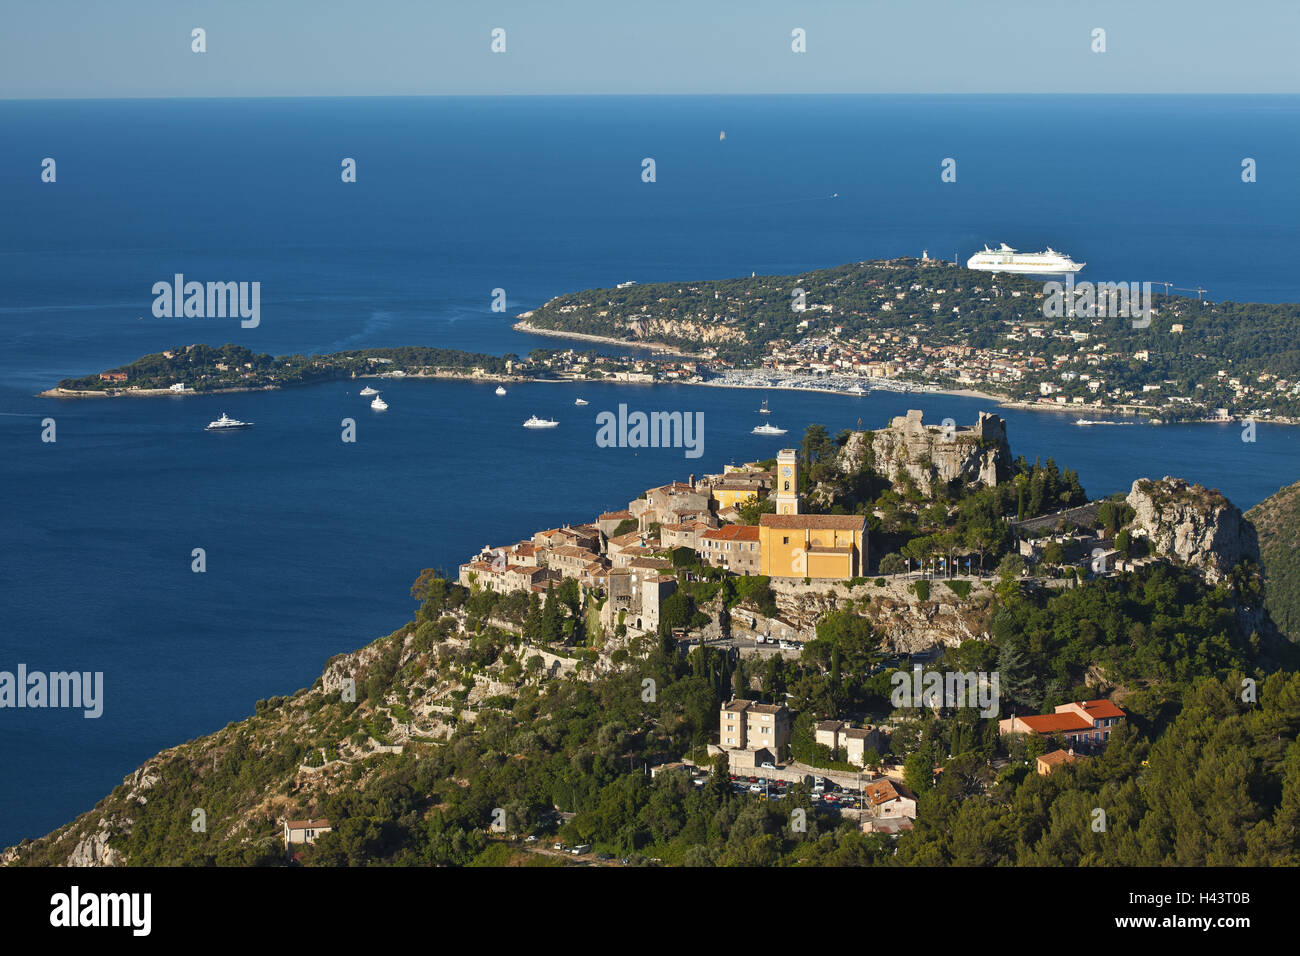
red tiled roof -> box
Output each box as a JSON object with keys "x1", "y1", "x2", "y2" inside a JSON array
[
  {"x1": 760, "y1": 514, "x2": 867, "y2": 530},
  {"x1": 1014, "y1": 713, "x2": 1093, "y2": 734},
  {"x1": 1076, "y1": 699, "x2": 1126, "y2": 720},
  {"x1": 702, "y1": 525, "x2": 761, "y2": 542}
]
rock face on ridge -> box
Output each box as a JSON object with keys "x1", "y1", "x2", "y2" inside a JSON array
[
  {"x1": 865, "y1": 410, "x2": 1011, "y2": 496},
  {"x1": 1126, "y1": 477, "x2": 1259, "y2": 584},
  {"x1": 1246, "y1": 479, "x2": 1300, "y2": 642}
]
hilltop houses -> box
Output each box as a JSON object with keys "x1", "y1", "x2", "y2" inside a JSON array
[
  {"x1": 999, "y1": 699, "x2": 1126, "y2": 749},
  {"x1": 699, "y1": 524, "x2": 761, "y2": 574},
  {"x1": 814, "y1": 720, "x2": 887, "y2": 767},
  {"x1": 719, "y1": 699, "x2": 791, "y2": 768}
]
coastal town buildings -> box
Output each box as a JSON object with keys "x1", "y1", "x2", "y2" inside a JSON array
[
  {"x1": 698, "y1": 524, "x2": 761, "y2": 574},
  {"x1": 719, "y1": 699, "x2": 791, "y2": 766},
  {"x1": 999, "y1": 699, "x2": 1126, "y2": 749},
  {"x1": 283, "y1": 818, "x2": 332, "y2": 850},
  {"x1": 813, "y1": 720, "x2": 887, "y2": 767},
  {"x1": 759, "y1": 513, "x2": 868, "y2": 579}
]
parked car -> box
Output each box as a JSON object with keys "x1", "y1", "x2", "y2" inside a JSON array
[
  {"x1": 524, "y1": 835, "x2": 538, "y2": 843},
  {"x1": 553, "y1": 843, "x2": 565, "y2": 851},
  {"x1": 571, "y1": 844, "x2": 591, "y2": 855},
  {"x1": 748, "y1": 783, "x2": 764, "y2": 793},
  {"x1": 760, "y1": 761, "x2": 776, "y2": 770}
]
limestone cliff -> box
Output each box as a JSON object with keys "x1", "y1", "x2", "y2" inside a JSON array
[
  {"x1": 1126, "y1": 477, "x2": 1259, "y2": 585},
  {"x1": 864, "y1": 410, "x2": 1011, "y2": 496},
  {"x1": 1246, "y1": 479, "x2": 1300, "y2": 641},
  {"x1": 756, "y1": 579, "x2": 995, "y2": 654}
]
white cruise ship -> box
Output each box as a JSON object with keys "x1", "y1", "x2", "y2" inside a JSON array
[
  {"x1": 966, "y1": 243, "x2": 1084, "y2": 275},
  {"x1": 522, "y1": 415, "x2": 558, "y2": 429},
  {"x1": 752, "y1": 422, "x2": 788, "y2": 436}
]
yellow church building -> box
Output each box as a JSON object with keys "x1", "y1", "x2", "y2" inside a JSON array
[{"x1": 757, "y1": 449, "x2": 868, "y2": 579}]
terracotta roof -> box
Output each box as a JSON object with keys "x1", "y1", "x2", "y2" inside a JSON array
[
  {"x1": 286, "y1": 818, "x2": 331, "y2": 829},
  {"x1": 608, "y1": 531, "x2": 647, "y2": 548},
  {"x1": 1038, "y1": 749, "x2": 1079, "y2": 767},
  {"x1": 1075, "y1": 699, "x2": 1126, "y2": 720},
  {"x1": 702, "y1": 524, "x2": 761, "y2": 542},
  {"x1": 760, "y1": 514, "x2": 867, "y2": 530},
  {"x1": 1013, "y1": 712, "x2": 1093, "y2": 734},
  {"x1": 863, "y1": 780, "x2": 915, "y2": 806},
  {"x1": 551, "y1": 545, "x2": 597, "y2": 559}
]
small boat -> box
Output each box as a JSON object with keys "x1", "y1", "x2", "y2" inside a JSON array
[
  {"x1": 522, "y1": 415, "x2": 558, "y2": 429},
  {"x1": 495, "y1": 386, "x2": 507, "y2": 396},
  {"x1": 205, "y1": 412, "x2": 252, "y2": 431},
  {"x1": 371, "y1": 395, "x2": 388, "y2": 411},
  {"x1": 360, "y1": 386, "x2": 378, "y2": 396},
  {"x1": 574, "y1": 398, "x2": 589, "y2": 406},
  {"x1": 758, "y1": 399, "x2": 771, "y2": 415},
  {"x1": 752, "y1": 422, "x2": 788, "y2": 436}
]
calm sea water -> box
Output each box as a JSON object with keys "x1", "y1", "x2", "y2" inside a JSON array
[{"x1": 2, "y1": 95, "x2": 1298, "y2": 846}]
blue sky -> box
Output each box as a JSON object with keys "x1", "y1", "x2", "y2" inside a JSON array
[{"x1": 2, "y1": 0, "x2": 1298, "y2": 98}]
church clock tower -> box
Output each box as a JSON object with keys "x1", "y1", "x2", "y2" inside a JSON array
[{"x1": 775, "y1": 448, "x2": 799, "y2": 515}]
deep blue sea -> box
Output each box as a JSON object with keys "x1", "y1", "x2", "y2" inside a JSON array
[{"x1": 2, "y1": 95, "x2": 1299, "y2": 846}]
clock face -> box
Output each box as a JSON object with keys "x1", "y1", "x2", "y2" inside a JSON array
[{"x1": 781, "y1": 466, "x2": 792, "y2": 476}]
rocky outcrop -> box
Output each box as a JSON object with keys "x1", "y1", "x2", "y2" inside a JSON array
[
  {"x1": 766, "y1": 578, "x2": 994, "y2": 654},
  {"x1": 67, "y1": 829, "x2": 125, "y2": 867},
  {"x1": 838, "y1": 430, "x2": 870, "y2": 475},
  {"x1": 1126, "y1": 477, "x2": 1259, "y2": 584},
  {"x1": 866, "y1": 410, "x2": 1010, "y2": 496},
  {"x1": 1246, "y1": 479, "x2": 1300, "y2": 642}
]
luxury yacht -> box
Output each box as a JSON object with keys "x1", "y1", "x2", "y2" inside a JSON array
[
  {"x1": 370, "y1": 395, "x2": 388, "y2": 411},
  {"x1": 205, "y1": 413, "x2": 252, "y2": 431},
  {"x1": 522, "y1": 415, "x2": 558, "y2": 429},
  {"x1": 751, "y1": 422, "x2": 788, "y2": 436}
]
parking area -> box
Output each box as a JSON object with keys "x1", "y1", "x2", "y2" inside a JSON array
[{"x1": 726, "y1": 772, "x2": 868, "y2": 809}]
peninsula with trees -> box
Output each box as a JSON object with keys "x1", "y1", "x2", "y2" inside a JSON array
[{"x1": 42, "y1": 257, "x2": 1300, "y2": 424}]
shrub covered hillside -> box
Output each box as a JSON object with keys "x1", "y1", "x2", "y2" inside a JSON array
[{"x1": 1247, "y1": 479, "x2": 1300, "y2": 642}]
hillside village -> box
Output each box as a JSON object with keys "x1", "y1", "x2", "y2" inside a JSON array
[{"x1": 7, "y1": 410, "x2": 1290, "y2": 869}]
